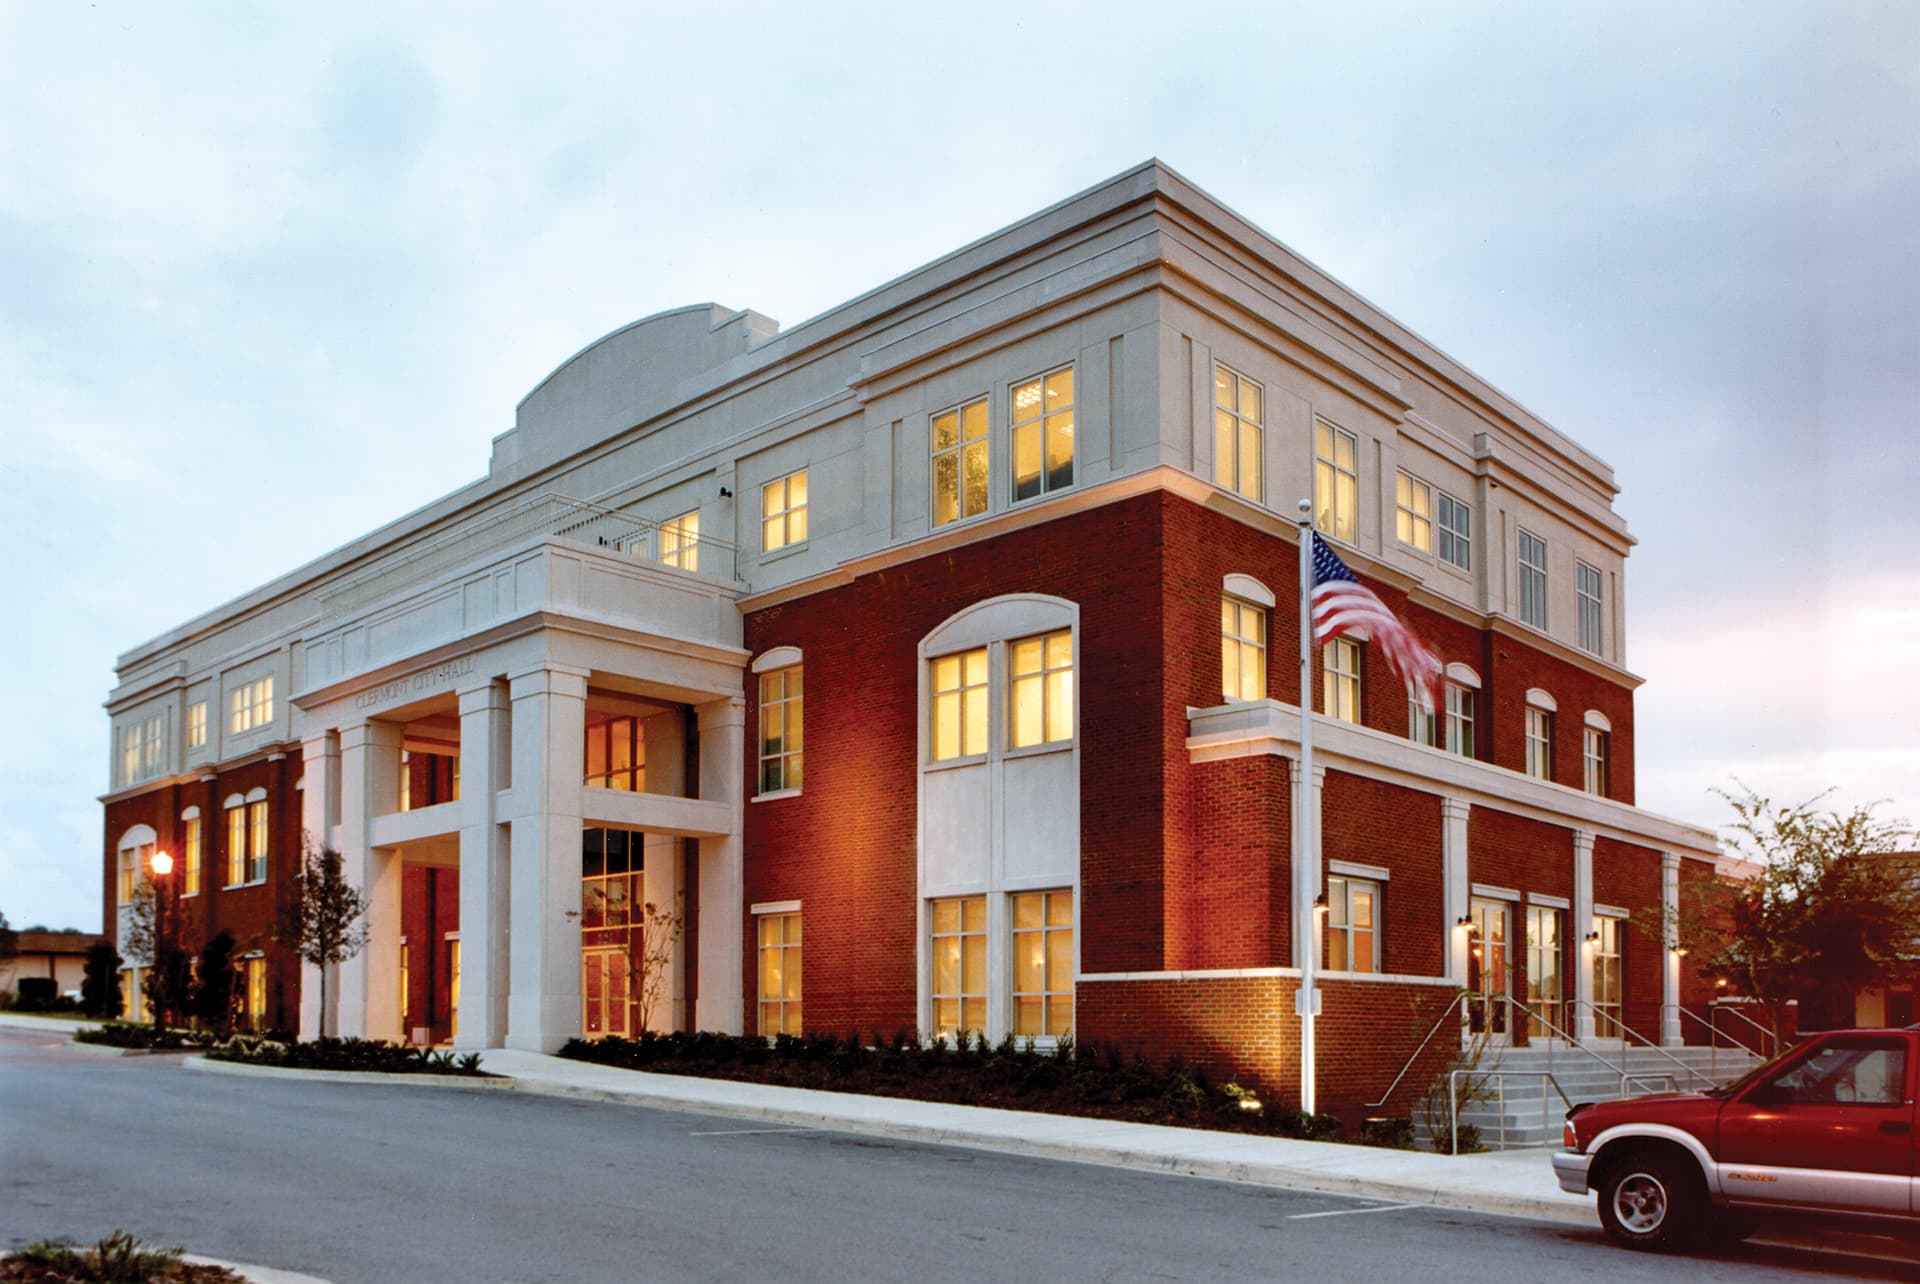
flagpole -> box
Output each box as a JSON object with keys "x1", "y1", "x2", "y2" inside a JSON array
[{"x1": 1296, "y1": 500, "x2": 1319, "y2": 1117}]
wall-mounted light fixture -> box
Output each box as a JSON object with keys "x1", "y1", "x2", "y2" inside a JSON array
[
  {"x1": 1583, "y1": 930, "x2": 1601, "y2": 943},
  {"x1": 1313, "y1": 893, "x2": 1329, "y2": 917},
  {"x1": 718, "y1": 486, "x2": 733, "y2": 499},
  {"x1": 1455, "y1": 914, "x2": 1473, "y2": 929},
  {"x1": 1672, "y1": 946, "x2": 1690, "y2": 958}
]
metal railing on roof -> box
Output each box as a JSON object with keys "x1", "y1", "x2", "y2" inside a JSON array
[{"x1": 317, "y1": 491, "x2": 737, "y2": 612}]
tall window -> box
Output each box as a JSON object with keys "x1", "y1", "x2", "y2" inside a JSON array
[
  {"x1": 659, "y1": 510, "x2": 699, "y2": 572},
  {"x1": 1444, "y1": 682, "x2": 1476, "y2": 757},
  {"x1": 1517, "y1": 530, "x2": 1548, "y2": 629},
  {"x1": 1409, "y1": 698, "x2": 1437, "y2": 747},
  {"x1": 226, "y1": 800, "x2": 247, "y2": 886},
  {"x1": 929, "y1": 895, "x2": 986, "y2": 1040},
  {"x1": 1322, "y1": 637, "x2": 1362, "y2": 724},
  {"x1": 241, "y1": 956, "x2": 267, "y2": 1031},
  {"x1": 1313, "y1": 421, "x2": 1358, "y2": 544},
  {"x1": 761, "y1": 470, "x2": 808, "y2": 553},
  {"x1": 230, "y1": 675, "x2": 273, "y2": 735},
  {"x1": 758, "y1": 667, "x2": 803, "y2": 793},
  {"x1": 1576, "y1": 561, "x2": 1603, "y2": 656},
  {"x1": 929, "y1": 648, "x2": 989, "y2": 761},
  {"x1": 182, "y1": 810, "x2": 202, "y2": 896},
  {"x1": 118, "y1": 843, "x2": 149, "y2": 903},
  {"x1": 1221, "y1": 596, "x2": 1267, "y2": 702},
  {"x1": 187, "y1": 701, "x2": 207, "y2": 750},
  {"x1": 1395, "y1": 472, "x2": 1433, "y2": 553},
  {"x1": 247, "y1": 794, "x2": 269, "y2": 883},
  {"x1": 1525, "y1": 707, "x2": 1553, "y2": 780},
  {"x1": 1526, "y1": 906, "x2": 1564, "y2": 1037},
  {"x1": 1008, "y1": 630, "x2": 1072, "y2": 749},
  {"x1": 447, "y1": 938, "x2": 461, "y2": 1040},
  {"x1": 1011, "y1": 889, "x2": 1073, "y2": 1039},
  {"x1": 1212, "y1": 364, "x2": 1262, "y2": 501},
  {"x1": 1437, "y1": 491, "x2": 1471, "y2": 570},
  {"x1": 1010, "y1": 367, "x2": 1074, "y2": 502},
  {"x1": 932, "y1": 398, "x2": 989, "y2": 527},
  {"x1": 1326, "y1": 875, "x2": 1380, "y2": 973},
  {"x1": 1593, "y1": 916, "x2": 1624, "y2": 1038},
  {"x1": 585, "y1": 716, "x2": 645, "y2": 792},
  {"x1": 1583, "y1": 727, "x2": 1609, "y2": 796},
  {"x1": 756, "y1": 910, "x2": 802, "y2": 1036},
  {"x1": 120, "y1": 716, "x2": 164, "y2": 786}
]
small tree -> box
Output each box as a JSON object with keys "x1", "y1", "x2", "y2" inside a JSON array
[
  {"x1": 628, "y1": 897, "x2": 686, "y2": 1036},
  {"x1": 191, "y1": 931, "x2": 239, "y2": 1035},
  {"x1": 1672, "y1": 786, "x2": 1919, "y2": 1034},
  {"x1": 81, "y1": 942, "x2": 123, "y2": 1018},
  {"x1": 282, "y1": 834, "x2": 370, "y2": 1039},
  {"x1": 119, "y1": 882, "x2": 190, "y2": 1027}
]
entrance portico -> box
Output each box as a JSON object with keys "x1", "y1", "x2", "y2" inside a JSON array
[{"x1": 292, "y1": 533, "x2": 748, "y2": 1052}]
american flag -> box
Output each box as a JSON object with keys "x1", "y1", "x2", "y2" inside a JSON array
[{"x1": 1311, "y1": 533, "x2": 1444, "y2": 714}]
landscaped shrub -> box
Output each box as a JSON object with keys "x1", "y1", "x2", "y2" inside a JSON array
[
  {"x1": 1, "y1": 1230, "x2": 243, "y2": 1283},
  {"x1": 74, "y1": 1022, "x2": 212, "y2": 1051},
  {"x1": 13, "y1": 978, "x2": 58, "y2": 1011},
  {"x1": 203, "y1": 1035, "x2": 486, "y2": 1076},
  {"x1": 81, "y1": 942, "x2": 123, "y2": 1019},
  {"x1": 560, "y1": 1030, "x2": 1355, "y2": 1140},
  {"x1": 1361, "y1": 1116, "x2": 1417, "y2": 1149}
]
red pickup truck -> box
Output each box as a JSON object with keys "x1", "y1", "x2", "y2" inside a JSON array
[{"x1": 1553, "y1": 1024, "x2": 1918, "y2": 1250}]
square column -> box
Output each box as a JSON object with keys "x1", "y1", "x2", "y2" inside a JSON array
[
  {"x1": 1289, "y1": 760, "x2": 1326, "y2": 970},
  {"x1": 455, "y1": 680, "x2": 512, "y2": 1050},
  {"x1": 336, "y1": 720, "x2": 404, "y2": 1041},
  {"x1": 1572, "y1": 831, "x2": 1596, "y2": 1043},
  {"x1": 297, "y1": 730, "x2": 340, "y2": 1040},
  {"x1": 505, "y1": 665, "x2": 589, "y2": 1053},
  {"x1": 694, "y1": 695, "x2": 745, "y2": 1034},
  {"x1": 1661, "y1": 851, "x2": 1683, "y2": 1047},
  {"x1": 641, "y1": 833, "x2": 685, "y2": 1033},
  {"x1": 1442, "y1": 798, "x2": 1472, "y2": 985}
]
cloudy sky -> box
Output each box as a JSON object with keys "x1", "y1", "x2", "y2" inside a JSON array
[{"x1": 2, "y1": 2, "x2": 1914, "y2": 930}]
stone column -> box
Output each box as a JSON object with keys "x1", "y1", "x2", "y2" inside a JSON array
[
  {"x1": 1572, "y1": 831, "x2": 1596, "y2": 1043},
  {"x1": 1661, "y1": 851, "x2": 1683, "y2": 1047},
  {"x1": 335, "y1": 720, "x2": 404, "y2": 1041},
  {"x1": 454, "y1": 681, "x2": 512, "y2": 1050},
  {"x1": 694, "y1": 696, "x2": 745, "y2": 1034},
  {"x1": 505, "y1": 665, "x2": 589, "y2": 1052},
  {"x1": 297, "y1": 730, "x2": 340, "y2": 1040},
  {"x1": 1441, "y1": 798, "x2": 1472, "y2": 985},
  {"x1": 1289, "y1": 759, "x2": 1329, "y2": 970},
  {"x1": 640, "y1": 707, "x2": 687, "y2": 1033}
]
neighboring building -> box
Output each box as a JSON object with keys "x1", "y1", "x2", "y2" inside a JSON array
[
  {"x1": 100, "y1": 162, "x2": 1721, "y2": 1118},
  {"x1": 1854, "y1": 851, "x2": 1920, "y2": 1029},
  {"x1": 0, "y1": 929, "x2": 105, "y2": 1005}
]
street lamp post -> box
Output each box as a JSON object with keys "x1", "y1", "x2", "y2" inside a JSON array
[{"x1": 149, "y1": 849, "x2": 174, "y2": 1029}]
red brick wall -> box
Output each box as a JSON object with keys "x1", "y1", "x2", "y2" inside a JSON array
[
  {"x1": 1174, "y1": 756, "x2": 1290, "y2": 970},
  {"x1": 1594, "y1": 837, "x2": 1664, "y2": 1039},
  {"x1": 1322, "y1": 773, "x2": 1445, "y2": 977},
  {"x1": 102, "y1": 747, "x2": 305, "y2": 1031},
  {"x1": 1481, "y1": 639, "x2": 1636, "y2": 804}
]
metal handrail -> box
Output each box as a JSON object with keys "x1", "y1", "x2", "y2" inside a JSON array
[
  {"x1": 1562, "y1": 997, "x2": 1717, "y2": 1091},
  {"x1": 1365, "y1": 991, "x2": 1471, "y2": 1110},
  {"x1": 1670, "y1": 1004, "x2": 1767, "y2": 1074},
  {"x1": 1496, "y1": 995, "x2": 1694, "y2": 1095},
  {"x1": 1448, "y1": 1070, "x2": 1575, "y2": 1154},
  {"x1": 1703, "y1": 1002, "x2": 1780, "y2": 1059}
]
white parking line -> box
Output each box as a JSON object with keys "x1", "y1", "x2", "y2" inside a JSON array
[
  {"x1": 687, "y1": 1127, "x2": 819, "y2": 1137},
  {"x1": 1287, "y1": 1202, "x2": 1425, "y2": 1220}
]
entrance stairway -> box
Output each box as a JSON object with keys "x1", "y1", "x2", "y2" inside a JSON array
[{"x1": 1418, "y1": 1042, "x2": 1766, "y2": 1151}]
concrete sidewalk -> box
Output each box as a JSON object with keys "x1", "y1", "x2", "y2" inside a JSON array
[{"x1": 475, "y1": 1047, "x2": 1594, "y2": 1227}]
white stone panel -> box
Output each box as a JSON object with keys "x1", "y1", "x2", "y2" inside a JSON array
[
  {"x1": 1002, "y1": 750, "x2": 1077, "y2": 885},
  {"x1": 923, "y1": 765, "x2": 990, "y2": 892}
]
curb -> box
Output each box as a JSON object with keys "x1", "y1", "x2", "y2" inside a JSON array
[
  {"x1": 483, "y1": 1068, "x2": 1594, "y2": 1228},
  {"x1": 184, "y1": 1056, "x2": 514, "y2": 1089},
  {"x1": 184, "y1": 1255, "x2": 332, "y2": 1284}
]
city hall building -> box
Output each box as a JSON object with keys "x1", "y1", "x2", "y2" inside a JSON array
[{"x1": 100, "y1": 162, "x2": 1721, "y2": 1117}]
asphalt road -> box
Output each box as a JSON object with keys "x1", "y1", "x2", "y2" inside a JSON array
[{"x1": 2, "y1": 1028, "x2": 1913, "y2": 1283}]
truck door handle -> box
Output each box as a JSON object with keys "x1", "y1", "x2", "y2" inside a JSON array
[{"x1": 1881, "y1": 1120, "x2": 1912, "y2": 1135}]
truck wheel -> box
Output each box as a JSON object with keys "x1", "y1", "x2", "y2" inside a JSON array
[{"x1": 1597, "y1": 1150, "x2": 1701, "y2": 1251}]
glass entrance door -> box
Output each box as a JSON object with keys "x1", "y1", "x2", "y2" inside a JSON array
[
  {"x1": 1525, "y1": 905, "x2": 1564, "y2": 1038},
  {"x1": 1467, "y1": 898, "x2": 1511, "y2": 1039},
  {"x1": 582, "y1": 947, "x2": 631, "y2": 1039}
]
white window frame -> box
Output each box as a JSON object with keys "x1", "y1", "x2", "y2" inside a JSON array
[
  {"x1": 1525, "y1": 706, "x2": 1554, "y2": 781},
  {"x1": 1212, "y1": 363, "x2": 1262, "y2": 502},
  {"x1": 754, "y1": 906, "x2": 803, "y2": 1037},
  {"x1": 931, "y1": 396, "x2": 990, "y2": 528},
  {"x1": 1322, "y1": 636, "x2": 1362, "y2": 725},
  {"x1": 1314, "y1": 420, "x2": 1359, "y2": 544},
  {"x1": 1009, "y1": 365, "x2": 1075, "y2": 505},
  {"x1": 187, "y1": 701, "x2": 207, "y2": 750},
  {"x1": 928, "y1": 646, "x2": 989, "y2": 763},
  {"x1": 659, "y1": 510, "x2": 700, "y2": 572},
  {"x1": 181, "y1": 807, "x2": 202, "y2": 897},
  {"x1": 1009, "y1": 887, "x2": 1074, "y2": 1040},
  {"x1": 1517, "y1": 529, "x2": 1548, "y2": 630},
  {"x1": 928, "y1": 894, "x2": 987, "y2": 1041},
  {"x1": 1326, "y1": 872, "x2": 1382, "y2": 973},
  {"x1": 755, "y1": 662, "x2": 803, "y2": 796},
  {"x1": 1576, "y1": 560, "x2": 1604, "y2": 656},
  {"x1": 245, "y1": 786, "x2": 269, "y2": 884},
  {"x1": 1583, "y1": 724, "x2": 1610, "y2": 796},
  {"x1": 1007, "y1": 629, "x2": 1073, "y2": 750},
  {"x1": 1437, "y1": 490, "x2": 1471, "y2": 571},
  {"x1": 1445, "y1": 682, "x2": 1476, "y2": 757},
  {"x1": 229, "y1": 675, "x2": 274, "y2": 736},
  {"x1": 760, "y1": 470, "x2": 808, "y2": 554},
  {"x1": 1221, "y1": 594, "x2": 1268, "y2": 703},
  {"x1": 1395, "y1": 472, "x2": 1433, "y2": 554}
]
